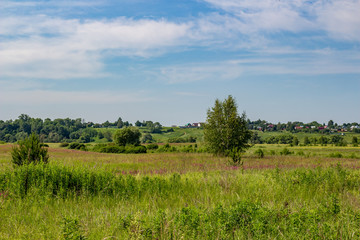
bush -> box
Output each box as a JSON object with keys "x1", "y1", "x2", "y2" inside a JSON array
[
  {"x1": 59, "y1": 142, "x2": 69, "y2": 148},
  {"x1": 100, "y1": 145, "x2": 125, "y2": 153},
  {"x1": 166, "y1": 128, "x2": 174, "y2": 132},
  {"x1": 61, "y1": 216, "x2": 86, "y2": 240},
  {"x1": 157, "y1": 144, "x2": 177, "y2": 152},
  {"x1": 168, "y1": 136, "x2": 196, "y2": 143},
  {"x1": 92, "y1": 143, "x2": 146, "y2": 154},
  {"x1": 114, "y1": 127, "x2": 141, "y2": 146},
  {"x1": 141, "y1": 133, "x2": 153, "y2": 144},
  {"x1": 11, "y1": 133, "x2": 49, "y2": 166},
  {"x1": 329, "y1": 152, "x2": 343, "y2": 158},
  {"x1": 280, "y1": 148, "x2": 293, "y2": 156},
  {"x1": 125, "y1": 145, "x2": 147, "y2": 154},
  {"x1": 254, "y1": 148, "x2": 265, "y2": 158},
  {"x1": 146, "y1": 143, "x2": 159, "y2": 150},
  {"x1": 68, "y1": 142, "x2": 87, "y2": 151}
]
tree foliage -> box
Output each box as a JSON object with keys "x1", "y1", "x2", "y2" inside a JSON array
[
  {"x1": 113, "y1": 127, "x2": 141, "y2": 146},
  {"x1": 11, "y1": 133, "x2": 49, "y2": 166},
  {"x1": 204, "y1": 95, "x2": 252, "y2": 164}
]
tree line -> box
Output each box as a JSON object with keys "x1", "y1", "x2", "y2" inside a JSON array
[
  {"x1": 0, "y1": 114, "x2": 161, "y2": 143},
  {"x1": 248, "y1": 119, "x2": 360, "y2": 133}
]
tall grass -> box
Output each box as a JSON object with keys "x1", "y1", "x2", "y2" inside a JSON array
[{"x1": 1, "y1": 164, "x2": 360, "y2": 238}]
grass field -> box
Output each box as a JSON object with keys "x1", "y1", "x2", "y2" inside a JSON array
[
  {"x1": 0, "y1": 143, "x2": 360, "y2": 239},
  {"x1": 257, "y1": 131, "x2": 359, "y2": 143},
  {"x1": 95, "y1": 127, "x2": 360, "y2": 146}
]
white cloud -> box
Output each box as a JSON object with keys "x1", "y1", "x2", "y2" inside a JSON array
[
  {"x1": 0, "y1": 16, "x2": 191, "y2": 79},
  {"x1": 202, "y1": 0, "x2": 315, "y2": 32},
  {"x1": 154, "y1": 49, "x2": 360, "y2": 84},
  {"x1": 202, "y1": 0, "x2": 360, "y2": 41},
  {"x1": 317, "y1": 0, "x2": 360, "y2": 41},
  {"x1": 1, "y1": 0, "x2": 104, "y2": 9},
  {"x1": 0, "y1": 89, "x2": 153, "y2": 105},
  {"x1": 1, "y1": 0, "x2": 359, "y2": 82},
  {"x1": 157, "y1": 62, "x2": 243, "y2": 84}
]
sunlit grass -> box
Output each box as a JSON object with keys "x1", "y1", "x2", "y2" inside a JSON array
[{"x1": 1, "y1": 143, "x2": 360, "y2": 238}]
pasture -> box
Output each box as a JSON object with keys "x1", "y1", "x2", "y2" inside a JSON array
[{"x1": 0, "y1": 143, "x2": 360, "y2": 239}]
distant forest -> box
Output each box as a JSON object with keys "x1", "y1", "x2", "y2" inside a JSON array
[{"x1": 0, "y1": 114, "x2": 359, "y2": 143}]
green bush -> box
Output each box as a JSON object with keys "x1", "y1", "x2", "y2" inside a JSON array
[
  {"x1": 59, "y1": 142, "x2": 69, "y2": 148},
  {"x1": 114, "y1": 127, "x2": 141, "y2": 146},
  {"x1": 168, "y1": 136, "x2": 196, "y2": 143},
  {"x1": 329, "y1": 152, "x2": 343, "y2": 158},
  {"x1": 11, "y1": 133, "x2": 49, "y2": 166},
  {"x1": 125, "y1": 145, "x2": 147, "y2": 154},
  {"x1": 92, "y1": 143, "x2": 146, "y2": 154},
  {"x1": 61, "y1": 216, "x2": 86, "y2": 240},
  {"x1": 100, "y1": 145, "x2": 125, "y2": 153},
  {"x1": 146, "y1": 143, "x2": 159, "y2": 150},
  {"x1": 157, "y1": 144, "x2": 177, "y2": 152},
  {"x1": 280, "y1": 148, "x2": 293, "y2": 156},
  {"x1": 254, "y1": 148, "x2": 265, "y2": 158},
  {"x1": 68, "y1": 142, "x2": 87, "y2": 151}
]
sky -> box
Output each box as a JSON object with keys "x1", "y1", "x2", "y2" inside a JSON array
[{"x1": 0, "y1": 0, "x2": 359, "y2": 126}]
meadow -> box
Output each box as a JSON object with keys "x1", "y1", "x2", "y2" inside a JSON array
[{"x1": 0, "y1": 143, "x2": 360, "y2": 239}]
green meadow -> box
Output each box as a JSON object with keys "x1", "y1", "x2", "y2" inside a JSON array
[{"x1": 0, "y1": 143, "x2": 360, "y2": 239}]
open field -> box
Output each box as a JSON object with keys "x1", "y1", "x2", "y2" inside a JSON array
[
  {"x1": 1, "y1": 144, "x2": 360, "y2": 239},
  {"x1": 257, "y1": 131, "x2": 360, "y2": 143},
  {"x1": 94, "y1": 127, "x2": 360, "y2": 144}
]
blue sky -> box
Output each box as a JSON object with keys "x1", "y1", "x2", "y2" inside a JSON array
[{"x1": 0, "y1": 0, "x2": 359, "y2": 126}]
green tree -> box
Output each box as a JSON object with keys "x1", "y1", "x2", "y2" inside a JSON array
[
  {"x1": 204, "y1": 95, "x2": 252, "y2": 164},
  {"x1": 135, "y1": 120, "x2": 142, "y2": 127},
  {"x1": 103, "y1": 130, "x2": 113, "y2": 142},
  {"x1": 113, "y1": 127, "x2": 141, "y2": 146},
  {"x1": 141, "y1": 133, "x2": 153, "y2": 143},
  {"x1": 328, "y1": 120, "x2": 334, "y2": 129},
  {"x1": 116, "y1": 117, "x2": 123, "y2": 128},
  {"x1": 11, "y1": 133, "x2": 49, "y2": 166},
  {"x1": 352, "y1": 136, "x2": 358, "y2": 147},
  {"x1": 319, "y1": 136, "x2": 328, "y2": 146},
  {"x1": 292, "y1": 136, "x2": 299, "y2": 146},
  {"x1": 303, "y1": 136, "x2": 310, "y2": 146}
]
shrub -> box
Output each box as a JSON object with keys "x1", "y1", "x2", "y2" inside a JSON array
[
  {"x1": 254, "y1": 148, "x2": 265, "y2": 158},
  {"x1": 114, "y1": 127, "x2": 141, "y2": 146},
  {"x1": 166, "y1": 128, "x2": 174, "y2": 132},
  {"x1": 125, "y1": 145, "x2": 147, "y2": 154},
  {"x1": 141, "y1": 133, "x2": 153, "y2": 143},
  {"x1": 11, "y1": 133, "x2": 49, "y2": 166},
  {"x1": 68, "y1": 142, "x2": 87, "y2": 151},
  {"x1": 59, "y1": 142, "x2": 69, "y2": 148},
  {"x1": 92, "y1": 143, "x2": 146, "y2": 154},
  {"x1": 296, "y1": 150, "x2": 305, "y2": 156},
  {"x1": 61, "y1": 216, "x2": 86, "y2": 240},
  {"x1": 100, "y1": 145, "x2": 125, "y2": 153},
  {"x1": 157, "y1": 144, "x2": 177, "y2": 152},
  {"x1": 146, "y1": 143, "x2": 159, "y2": 150},
  {"x1": 329, "y1": 152, "x2": 343, "y2": 158},
  {"x1": 280, "y1": 148, "x2": 293, "y2": 156},
  {"x1": 168, "y1": 136, "x2": 197, "y2": 143}
]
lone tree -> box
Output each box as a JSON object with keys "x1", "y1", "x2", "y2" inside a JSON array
[
  {"x1": 11, "y1": 133, "x2": 49, "y2": 166},
  {"x1": 113, "y1": 127, "x2": 141, "y2": 146},
  {"x1": 204, "y1": 95, "x2": 252, "y2": 165}
]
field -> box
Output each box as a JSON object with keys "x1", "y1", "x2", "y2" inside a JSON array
[{"x1": 1, "y1": 143, "x2": 360, "y2": 239}]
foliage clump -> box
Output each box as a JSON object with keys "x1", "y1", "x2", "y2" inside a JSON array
[
  {"x1": 61, "y1": 216, "x2": 86, "y2": 240},
  {"x1": 113, "y1": 127, "x2": 141, "y2": 146},
  {"x1": 68, "y1": 142, "x2": 87, "y2": 151},
  {"x1": 254, "y1": 148, "x2": 265, "y2": 158},
  {"x1": 204, "y1": 95, "x2": 252, "y2": 164},
  {"x1": 11, "y1": 133, "x2": 49, "y2": 166}
]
